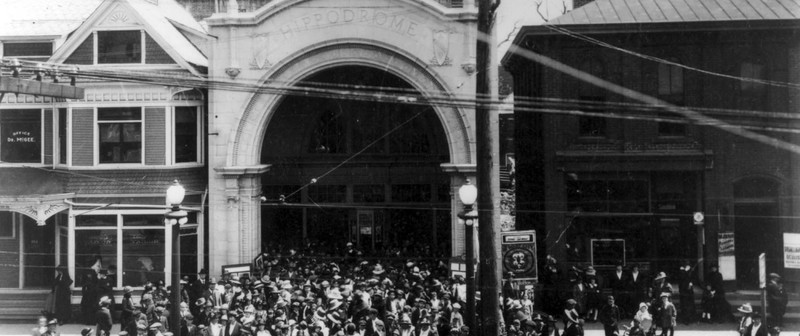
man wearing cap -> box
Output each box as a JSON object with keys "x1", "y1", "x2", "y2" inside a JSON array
[
  {"x1": 744, "y1": 313, "x2": 768, "y2": 336},
  {"x1": 598, "y1": 295, "x2": 620, "y2": 336},
  {"x1": 766, "y1": 273, "x2": 788, "y2": 327}
]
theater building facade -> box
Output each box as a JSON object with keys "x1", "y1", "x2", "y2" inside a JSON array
[{"x1": 205, "y1": 0, "x2": 481, "y2": 274}]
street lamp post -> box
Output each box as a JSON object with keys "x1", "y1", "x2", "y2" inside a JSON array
[
  {"x1": 166, "y1": 180, "x2": 188, "y2": 336},
  {"x1": 458, "y1": 180, "x2": 478, "y2": 335}
]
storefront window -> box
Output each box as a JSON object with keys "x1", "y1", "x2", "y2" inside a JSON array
[
  {"x1": 74, "y1": 229, "x2": 117, "y2": 287},
  {"x1": 122, "y1": 228, "x2": 165, "y2": 287},
  {"x1": 73, "y1": 213, "x2": 169, "y2": 288}
]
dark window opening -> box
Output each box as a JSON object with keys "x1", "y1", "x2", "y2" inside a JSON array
[
  {"x1": 0, "y1": 212, "x2": 14, "y2": 238},
  {"x1": 657, "y1": 62, "x2": 685, "y2": 136},
  {"x1": 3, "y1": 42, "x2": 52, "y2": 62},
  {"x1": 97, "y1": 30, "x2": 142, "y2": 64},
  {"x1": 0, "y1": 109, "x2": 42, "y2": 163},
  {"x1": 175, "y1": 107, "x2": 198, "y2": 163},
  {"x1": 58, "y1": 108, "x2": 67, "y2": 164},
  {"x1": 578, "y1": 97, "x2": 606, "y2": 137},
  {"x1": 98, "y1": 107, "x2": 142, "y2": 164}
]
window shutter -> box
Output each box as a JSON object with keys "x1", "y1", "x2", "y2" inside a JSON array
[
  {"x1": 145, "y1": 107, "x2": 166, "y2": 165},
  {"x1": 71, "y1": 108, "x2": 94, "y2": 166}
]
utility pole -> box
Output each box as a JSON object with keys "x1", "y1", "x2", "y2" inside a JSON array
[{"x1": 475, "y1": 0, "x2": 501, "y2": 336}]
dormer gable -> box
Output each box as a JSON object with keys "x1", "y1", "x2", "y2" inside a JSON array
[{"x1": 51, "y1": 0, "x2": 207, "y2": 75}]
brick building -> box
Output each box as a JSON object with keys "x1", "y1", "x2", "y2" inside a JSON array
[{"x1": 504, "y1": 0, "x2": 800, "y2": 289}]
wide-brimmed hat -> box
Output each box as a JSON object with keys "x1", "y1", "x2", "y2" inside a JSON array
[
  {"x1": 585, "y1": 266, "x2": 596, "y2": 275},
  {"x1": 123, "y1": 286, "x2": 134, "y2": 294},
  {"x1": 195, "y1": 298, "x2": 206, "y2": 307},
  {"x1": 660, "y1": 292, "x2": 671, "y2": 298},
  {"x1": 81, "y1": 328, "x2": 93, "y2": 336},
  {"x1": 738, "y1": 303, "x2": 754, "y2": 314},
  {"x1": 327, "y1": 289, "x2": 343, "y2": 300},
  {"x1": 149, "y1": 322, "x2": 162, "y2": 330},
  {"x1": 654, "y1": 272, "x2": 667, "y2": 281},
  {"x1": 373, "y1": 264, "x2": 385, "y2": 275},
  {"x1": 399, "y1": 316, "x2": 412, "y2": 325},
  {"x1": 47, "y1": 319, "x2": 58, "y2": 325},
  {"x1": 532, "y1": 314, "x2": 543, "y2": 322},
  {"x1": 769, "y1": 273, "x2": 781, "y2": 279}
]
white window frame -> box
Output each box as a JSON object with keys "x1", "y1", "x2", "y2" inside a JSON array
[
  {"x1": 55, "y1": 107, "x2": 72, "y2": 167},
  {"x1": 171, "y1": 105, "x2": 204, "y2": 165},
  {"x1": 0, "y1": 108, "x2": 46, "y2": 166},
  {"x1": 70, "y1": 210, "x2": 169, "y2": 290},
  {"x1": 95, "y1": 106, "x2": 145, "y2": 167},
  {"x1": 94, "y1": 29, "x2": 146, "y2": 65}
]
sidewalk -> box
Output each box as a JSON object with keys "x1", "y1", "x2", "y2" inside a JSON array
[{"x1": 1, "y1": 321, "x2": 798, "y2": 336}]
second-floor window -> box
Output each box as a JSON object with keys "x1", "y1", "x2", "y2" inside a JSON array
[
  {"x1": 577, "y1": 59, "x2": 607, "y2": 137},
  {"x1": 2, "y1": 42, "x2": 52, "y2": 62},
  {"x1": 174, "y1": 106, "x2": 199, "y2": 163},
  {"x1": 657, "y1": 62, "x2": 685, "y2": 136},
  {"x1": 97, "y1": 30, "x2": 142, "y2": 64},
  {"x1": 98, "y1": 107, "x2": 142, "y2": 164},
  {"x1": 0, "y1": 110, "x2": 41, "y2": 163}
]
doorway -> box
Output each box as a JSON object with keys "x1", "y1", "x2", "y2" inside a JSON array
[
  {"x1": 733, "y1": 177, "x2": 782, "y2": 289},
  {"x1": 22, "y1": 216, "x2": 55, "y2": 288}
]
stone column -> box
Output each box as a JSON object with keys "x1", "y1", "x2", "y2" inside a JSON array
[
  {"x1": 441, "y1": 163, "x2": 477, "y2": 257},
  {"x1": 213, "y1": 165, "x2": 270, "y2": 274}
]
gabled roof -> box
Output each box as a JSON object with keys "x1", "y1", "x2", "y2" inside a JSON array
[
  {"x1": 551, "y1": 0, "x2": 800, "y2": 25},
  {"x1": 49, "y1": 0, "x2": 208, "y2": 71},
  {"x1": 0, "y1": 0, "x2": 103, "y2": 38},
  {"x1": 128, "y1": 0, "x2": 208, "y2": 66}
]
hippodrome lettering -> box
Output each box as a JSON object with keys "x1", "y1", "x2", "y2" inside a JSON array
[{"x1": 277, "y1": 8, "x2": 420, "y2": 40}]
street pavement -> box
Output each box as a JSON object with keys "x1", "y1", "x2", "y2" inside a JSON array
[{"x1": 0, "y1": 322, "x2": 797, "y2": 336}]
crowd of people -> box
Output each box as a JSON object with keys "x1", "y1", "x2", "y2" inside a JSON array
[{"x1": 38, "y1": 243, "x2": 791, "y2": 336}]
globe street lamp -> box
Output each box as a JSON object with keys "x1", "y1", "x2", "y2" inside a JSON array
[
  {"x1": 457, "y1": 180, "x2": 478, "y2": 335},
  {"x1": 166, "y1": 180, "x2": 188, "y2": 336}
]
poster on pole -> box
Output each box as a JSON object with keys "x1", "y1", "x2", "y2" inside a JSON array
[
  {"x1": 718, "y1": 232, "x2": 736, "y2": 280},
  {"x1": 501, "y1": 231, "x2": 537, "y2": 282},
  {"x1": 784, "y1": 233, "x2": 800, "y2": 269}
]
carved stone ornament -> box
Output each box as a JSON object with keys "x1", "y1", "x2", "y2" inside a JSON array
[
  {"x1": 461, "y1": 63, "x2": 477, "y2": 75},
  {"x1": 430, "y1": 29, "x2": 452, "y2": 66},
  {"x1": 108, "y1": 11, "x2": 130, "y2": 23},
  {"x1": 8, "y1": 202, "x2": 70, "y2": 226},
  {"x1": 225, "y1": 67, "x2": 241, "y2": 79}
]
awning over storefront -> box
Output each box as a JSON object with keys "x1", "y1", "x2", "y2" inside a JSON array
[{"x1": 0, "y1": 167, "x2": 73, "y2": 225}]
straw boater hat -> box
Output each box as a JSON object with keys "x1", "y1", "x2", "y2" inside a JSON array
[
  {"x1": 373, "y1": 264, "x2": 385, "y2": 275},
  {"x1": 585, "y1": 266, "x2": 596, "y2": 276},
  {"x1": 654, "y1": 272, "x2": 667, "y2": 281},
  {"x1": 738, "y1": 303, "x2": 754, "y2": 314},
  {"x1": 123, "y1": 286, "x2": 134, "y2": 294},
  {"x1": 660, "y1": 292, "x2": 671, "y2": 298}
]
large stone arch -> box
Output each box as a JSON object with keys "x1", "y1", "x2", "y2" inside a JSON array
[{"x1": 227, "y1": 38, "x2": 473, "y2": 168}]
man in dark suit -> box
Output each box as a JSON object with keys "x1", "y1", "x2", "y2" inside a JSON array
[
  {"x1": 766, "y1": 273, "x2": 788, "y2": 327},
  {"x1": 191, "y1": 270, "x2": 209, "y2": 317},
  {"x1": 744, "y1": 313, "x2": 768, "y2": 336},
  {"x1": 607, "y1": 264, "x2": 630, "y2": 316},
  {"x1": 223, "y1": 314, "x2": 242, "y2": 336},
  {"x1": 365, "y1": 308, "x2": 386, "y2": 336}
]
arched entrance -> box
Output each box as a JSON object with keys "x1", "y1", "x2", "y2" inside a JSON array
[{"x1": 260, "y1": 66, "x2": 452, "y2": 256}]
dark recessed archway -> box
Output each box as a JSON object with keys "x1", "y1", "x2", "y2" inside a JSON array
[{"x1": 259, "y1": 65, "x2": 452, "y2": 256}]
